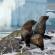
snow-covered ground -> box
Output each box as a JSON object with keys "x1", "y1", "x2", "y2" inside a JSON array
[{"x1": 45, "y1": 31, "x2": 55, "y2": 37}]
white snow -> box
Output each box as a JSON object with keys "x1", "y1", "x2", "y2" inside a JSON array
[
  {"x1": 3, "y1": 52, "x2": 17, "y2": 55},
  {"x1": 15, "y1": 36, "x2": 21, "y2": 39},
  {"x1": 45, "y1": 32, "x2": 55, "y2": 37}
]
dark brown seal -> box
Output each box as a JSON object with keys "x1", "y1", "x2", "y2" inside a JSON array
[
  {"x1": 31, "y1": 16, "x2": 49, "y2": 50},
  {"x1": 34, "y1": 16, "x2": 49, "y2": 34},
  {"x1": 21, "y1": 20, "x2": 36, "y2": 47}
]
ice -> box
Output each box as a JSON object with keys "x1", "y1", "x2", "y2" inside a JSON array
[
  {"x1": 0, "y1": 0, "x2": 47, "y2": 28},
  {"x1": 12, "y1": 0, "x2": 47, "y2": 26}
]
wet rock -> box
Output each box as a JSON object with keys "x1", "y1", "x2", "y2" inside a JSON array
[{"x1": 0, "y1": 38, "x2": 23, "y2": 54}]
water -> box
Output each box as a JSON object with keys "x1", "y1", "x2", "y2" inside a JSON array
[
  {"x1": 46, "y1": 25, "x2": 55, "y2": 32},
  {"x1": 0, "y1": 32, "x2": 11, "y2": 38}
]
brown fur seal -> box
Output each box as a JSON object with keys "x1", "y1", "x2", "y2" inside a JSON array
[
  {"x1": 21, "y1": 20, "x2": 36, "y2": 47},
  {"x1": 34, "y1": 16, "x2": 49, "y2": 34},
  {"x1": 31, "y1": 16, "x2": 49, "y2": 50}
]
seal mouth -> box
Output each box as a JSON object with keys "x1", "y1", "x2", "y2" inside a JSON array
[{"x1": 44, "y1": 16, "x2": 49, "y2": 20}]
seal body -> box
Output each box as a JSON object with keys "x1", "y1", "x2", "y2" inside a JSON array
[
  {"x1": 31, "y1": 16, "x2": 49, "y2": 50},
  {"x1": 21, "y1": 20, "x2": 36, "y2": 47}
]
